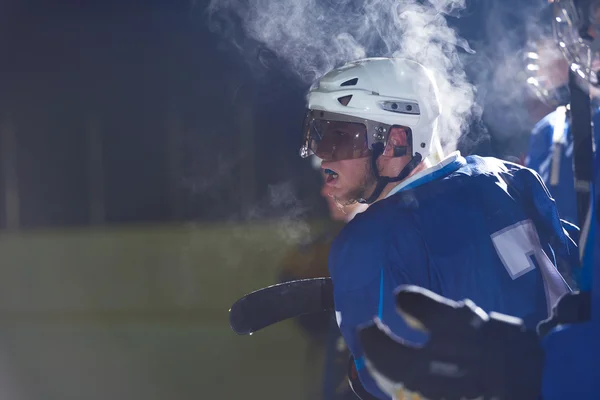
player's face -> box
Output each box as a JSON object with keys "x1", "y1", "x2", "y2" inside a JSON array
[
  {"x1": 303, "y1": 116, "x2": 377, "y2": 205},
  {"x1": 320, "y1": 156, "x2": 377, "y2": 207},
  {"x1": 312, "y1": 155, "x2": 368, "y2": 221},
  {"x1": 306, "y1": 119, "x2": 372, "y2": 161}
]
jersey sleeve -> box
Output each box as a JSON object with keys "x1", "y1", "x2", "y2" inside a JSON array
[
  {"x1": 525, "y1": 115, "x2": 554, "y2": 181},
  {"x1": 328, "y1": 211, "x2": 429, "y2": 399}
]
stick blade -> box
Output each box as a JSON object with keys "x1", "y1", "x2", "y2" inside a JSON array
[{"x1": 229, "y1": 277, "x2": 334, "y2": 335}]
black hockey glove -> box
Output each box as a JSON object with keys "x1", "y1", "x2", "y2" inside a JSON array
[
  {"x1": 358, "y1": 285, "x2": 544, "y2": 400},
  {"x1": 537, "y1": 290, "x2": 591, "y2": 337}
]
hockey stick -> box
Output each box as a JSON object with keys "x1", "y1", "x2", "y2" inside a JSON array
[
  {"x1": 568, "y1": 70, "x2": 595, "y2": 291},
  {"x1": 228, "y1": 277, "x2": 334, "y2": 335}
]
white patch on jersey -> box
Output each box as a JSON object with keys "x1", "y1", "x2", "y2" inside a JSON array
[
  {"x1": 335, "y1": 311, "x2": 342, "y2": 327},
  {"x1": 491, "y1": 219, "x2": 569, "y2": 315},
  {"x1": 491, "y1": 220, "x2": 538, "y2": 279}
]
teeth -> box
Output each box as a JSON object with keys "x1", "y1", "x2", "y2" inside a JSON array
[{"x1": 324, "y1": 168, "x2": 338, "y2": 176}]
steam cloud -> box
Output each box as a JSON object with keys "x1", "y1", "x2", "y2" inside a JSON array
[
  {"x1": 464, "y1": 1, "x2": 560, "y2": 157},
  {"x1": 244, "y1": 181, "x2": 312, "y2": 245},
  {"x1": 206, "y1": 0, "x2": 481, "y2": 153}
]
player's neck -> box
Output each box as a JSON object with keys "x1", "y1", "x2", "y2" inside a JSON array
[
  {"x1": 344, "y1": 203, "x2": 368, "y2": 222},
  {"x1": 377, "y1": 160, "x2": 430, "y2": 201}
]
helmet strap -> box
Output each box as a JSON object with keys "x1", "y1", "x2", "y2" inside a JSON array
[{"x1": 358, "y1": 142, "x2": 423, "y2": 204}]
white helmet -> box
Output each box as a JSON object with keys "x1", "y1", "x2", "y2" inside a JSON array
[
  {"x1": 300, "y1": 57, "x2": 441, "y2": 163},
  {"x1": 299, "y1": 57, "x2": 441, "y2": 203}
]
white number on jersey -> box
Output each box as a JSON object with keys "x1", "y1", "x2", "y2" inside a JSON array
[
  {"x1": 490, "y1": 219, "x2": 568, "y2": 314},
  {"x1": 491, "y1": 220, "x2": 539, "y2": 279}
]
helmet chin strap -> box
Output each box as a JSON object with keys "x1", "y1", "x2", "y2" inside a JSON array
[{"x1": 357, "y1": 142, "x2": 423, "y2": 205}]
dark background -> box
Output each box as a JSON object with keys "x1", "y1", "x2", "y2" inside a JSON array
[{"x1": 0, "y1": 0, "x2": 544, "y2": 229}]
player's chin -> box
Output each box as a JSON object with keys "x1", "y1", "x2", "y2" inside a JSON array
[
  {"x1": 328, "y1": 188, "x2": 356, "y2": 206},
  {"x1": 321, "y1": 184, "x2": 342, "y2": 198},
  {"x1": 321, "y1": 182, "x2": 338, "y2": 197}
]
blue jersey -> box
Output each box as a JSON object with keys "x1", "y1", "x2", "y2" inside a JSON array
[
  {"x1": 526, "y1": 105, "x2": 600, "y2": 225},
  {"x1": 541, "y1": 124, "x2": 599, "y2": 400},
  {"x1": 329, "y1": 154, "x2": 577, "y2": 400}
]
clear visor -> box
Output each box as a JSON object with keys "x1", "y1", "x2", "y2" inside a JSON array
[
  {"x1": 554, "y1": 0, "x2": 600, "y2": 86},
  {"x1": 300, "y1": 110, "x2": 390, "y2": 162}
]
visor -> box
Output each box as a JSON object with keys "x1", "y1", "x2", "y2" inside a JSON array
[
  {"x1": 554, "y1": 0, "x2": 600, "y2": 85},
  {"x1": 300, "y1": 110, "x2": 392, "y2": 162}
]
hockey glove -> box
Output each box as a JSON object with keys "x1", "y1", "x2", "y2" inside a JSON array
[
  {"x1": 537, "y1": 290, "x2": 591, "y2": 337},
  {"x1": 358, "y1": 285, "x2": 544, "y2": 400}
]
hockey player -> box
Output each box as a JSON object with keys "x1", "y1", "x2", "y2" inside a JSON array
[
  {"x1": 525, "y1": 40, "x2": 600, "y2": 227},
  {"x1": 526, "y1": 0, "x2": 600, "y2": 290},
  {"x1": 522, "y1": 35, "x2": 600, "y2": 288},
  {"x1": 353, "y1": 1, "x2": 599, "y2": 398},
  {"x1": 299, "y1": 57, "x2": 578, "y2": 399}
]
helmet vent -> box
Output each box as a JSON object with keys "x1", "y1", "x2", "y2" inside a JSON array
[
  {"x1": 337, "y1": 95, "x2": 353, "y2": 106},
  {"x1": 340, "y1": 78, "x2": 358, "y2": 87}
]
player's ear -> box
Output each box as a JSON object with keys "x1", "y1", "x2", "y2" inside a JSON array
[{"x1": 383, "y1": 126, "x2": 409, "y2": 157}]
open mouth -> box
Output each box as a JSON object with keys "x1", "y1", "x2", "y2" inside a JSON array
[{"x1": 323, "y1": 168, "x2": 339, "y2": 185}]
